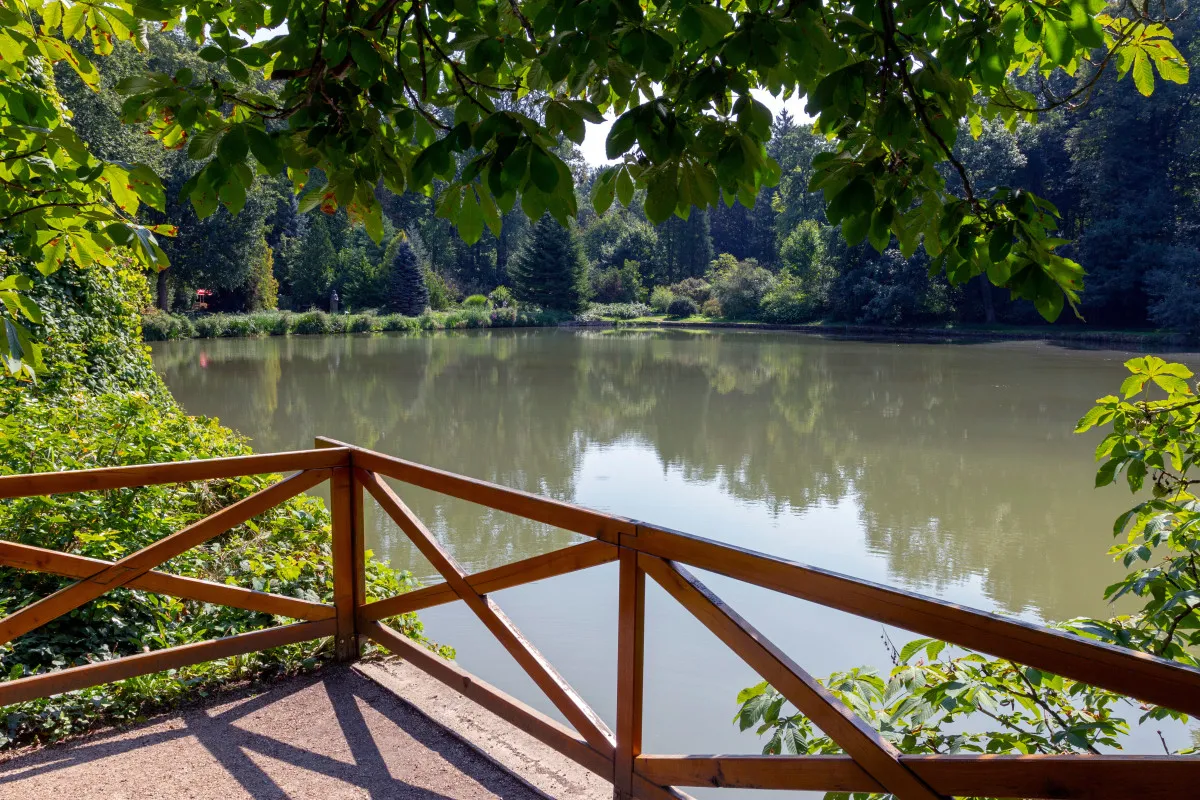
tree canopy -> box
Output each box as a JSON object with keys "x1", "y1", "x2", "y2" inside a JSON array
[{"x1": 0, "y1": 0, "x2": 1191, "y2": 375}]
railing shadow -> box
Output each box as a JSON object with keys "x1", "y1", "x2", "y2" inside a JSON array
[{"x1": 0, "y1": 666, "x2": 545, "y2": 799}]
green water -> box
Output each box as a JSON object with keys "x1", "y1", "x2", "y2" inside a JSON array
[{"x1": 152, "y1": 328, "x2": 1193, "y2": 794}]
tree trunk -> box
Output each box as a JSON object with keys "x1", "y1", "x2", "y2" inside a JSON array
[
  {"x1": 977, "y1": 274, "x2": 995, "y2": 323},
  {"x1": 156, "y1": 269, "x2": 170, "y2": 312}
]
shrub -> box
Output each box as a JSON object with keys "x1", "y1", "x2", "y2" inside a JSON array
[
  {"x1": 328, "y1": 314, "x2": 347, "y2": 334},
  {"x1": 591, "y1": 260, "x2": 644, "y2": 304},
  {"x1": 488, "y1": 285, "x2": 514, "y2": 308},
  {"x1": 490, "y1": 306, "x2": 518, "y2": 327},
  {"x1": 193, "y1": 314, "x2": 229, "y2": 338},
  {"x1": 141, "y1": 312, "x2": 195, "y2": 341},
  {"x1": 292, "y1": 310, "x2": 332, "y2": 335},
  {"x1": 761, "y1": 275, "x2": 816, "y2": 324},
  {"x1": 250, "y1": 311, "x2": 291, "y2": 336},
  {"x1": 347, "y1": 313, "x2": 381, "y2": 333},
  {"x1": 417, "y1": 312, "x2": 442, "y2": 331},
  {"x1": 709, "y1": 255, "x2": 775, "y2": 319},
  {"x1": 463, "y1": 308, "x2": 490, "y2": 328},
  {"x1": 378, "y1": 314, "x2": 420, "y2": 332},
  {"x1": 463, "y1": 294, "x2": 490, "y2": 309},
  {"x1": 669, "y1": 277, "x2": 711, "y2": 304},
  {"x1": 649, "y1": 286, "x2": 674, "y2": 313},
  {"x1": 701, "y1": 298, "x2": 722, "y2": 318},
  {"x1": 222, "y1": 315, "x2": 259, "y2": 337},
  {"x1": 666, "y1": 296, "x2": 699, "y2": 318},
  {"x1": 578, "y1": 302, "x2": 652, "y2": 321}
]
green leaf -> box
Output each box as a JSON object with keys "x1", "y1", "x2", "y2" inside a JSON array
[
  {"x1": 644, "y1": 162, "x2": 678, "y2": 224},
  {"x1": 1132, "y1": 49, "x2": 1155, "y2": 96},
  {"x1": 528, "y1": 147, "x2": 559, "y2": 193},
  {"x1": 198, "y1": 45, "x2": 225, "y2": 63},
  {"x1": 607, "y1": 112, "x2": 637, "y2": 159},
  {"x1": 616, "y1": 167, "x2": 635, "y2": 207}
]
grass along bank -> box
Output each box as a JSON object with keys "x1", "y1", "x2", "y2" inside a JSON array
[{"x1": 142, "y1": 306, "x2": 569, "y2": 341}]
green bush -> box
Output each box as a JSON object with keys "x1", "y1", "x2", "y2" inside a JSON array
[
  {"x1": 669, "y1": 278, "x2": 711, "y2": 304},
  {"x1": 1, "y1": 261, "x2": 437, "y2": 750},
  {"x1": 666, "y1": 296, "x2": 700, "y2": 318},
  {"x1": 141, "y1": 312, "x2": 196, "y2": 341},
  {"x1": 761, "y1": 275, "x2": 815, "y2": 324},
  {"x1": 701, "y1": 298, "x2": 722, "y2": 318},
  {"x1": 378, "y1": 314, "x2": 420, "y2": 332},
  {"x1": 578, "y1": 302, "x2": 652, "y2": 321},
  {"x1": 417, "y1": 312, "x2": 442, "y2": 331},
  {"x1": 347, "y1": 313, "x2": 381, "y2": 333},
  {"x1": 222, "y1": 315, "x2": 260, "y2": 337},
  {"x1": 649, "y1": 286, "x2": 674, "y2": 313},
  {"x1": 462, "y1": 294, "x2": 490, "y2": 309},
  {"x1": 490, "y1": 306, "x2": 518, "y2": 327},
  {"x1": 249, "y1": 311, "x2": 291, "y2": 336},
  {"x1": 292, "y1": 310, "x2": 332, "y2": 335},
  {"x1": 709, "y1": 254, "x2": 775, "y2": 319},
  {"x1": 488, "y1": 286, "x2": 514, "y2": 308},
  {"x1": 193, "y1": 314, "x2": 230, "y2": 339},
  {"x1": 328, "y1": 314, "x2": 347, "y2": 334}
]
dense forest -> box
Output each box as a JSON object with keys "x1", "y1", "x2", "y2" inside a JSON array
[{"x1": 60, "y1": 18, "x2": 1200, "y2": 332}]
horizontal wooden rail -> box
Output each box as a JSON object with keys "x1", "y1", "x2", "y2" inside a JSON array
[
  {"x1": 0, "y1": 620, "x2": 335, "y2": 707},
  {"x1": 316, "y1": 438, "x2": 634, "y2": 543},
  {"x1": 0, "y1": 540, "x2": 334, "y2": 622},
  {"x1": 0, "y1": 448, "x2": 349, "y2": 500},
  {"x1": 634, "y1": 754, "x2": 1200, "y2": 798},
  {"x1": 359, "y1": 540, "x2": 617, "y2": 621},
  {"x1": 626, "y1": 523, "x2": 1200, "y2": 719},
  {"x1": 364, "y1": 621, "x2": 690, "y2": 800},
  {"x1": 0, "y1": 469, "x2": 331, "y2": 647}
]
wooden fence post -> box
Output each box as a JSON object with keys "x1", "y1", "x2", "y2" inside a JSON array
[
  {"x1": 329, "y1": 455, "x2": 363, "y2": 662},
  {"x1": 614, "y1": 545, "x2": 645, "y2": 800}
]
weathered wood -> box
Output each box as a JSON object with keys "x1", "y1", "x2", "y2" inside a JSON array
[
  {"x1": 350, "y1": 462, "x2": 367, "y2": 651},
  {"x1": 0, "y1": 469, "x2": 331, "y2": 647},
  {"x1": 626, "y1": 523, "x2": 1200, "y2": 717},
  {"x1": 316, "y1": 437, "x2": 633, "y2": 544},
  {"x1": 0, "y1": 449, "x2": 349, "y2": 500},
  {"x1": 364, "y1": 621, "x2": 692, "y2": 800},
  {"x1": 330, "y1": 465, "x2": 359, "y2": 661},
  {"x1": 0, "y1": 620, "x2": 335, "y2": 707},
  {"x1": 638, "y1": 554, "x2": 945, "y2": 800},
  {"x1": 614, "y1": 547, "x2": 645, "y2": 800},
  {"x1": 634, "y1": 754, "x2": 1200, "y2": 798},
  {"x1": 0, "y1": 540, "x2": 333, "y2": 622},
  {"x1": 358, "y1": 540, "x2": 617, "y2": 621},
  {"x1": 358, "y1": 468, "x2": 617, "y2": 757}
]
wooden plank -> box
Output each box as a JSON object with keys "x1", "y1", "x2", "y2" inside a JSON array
[
  {"x1": 364, "y1": 621, "x2": 692, "y2": 800},
  {"x1": 330, "y1": 465, "x2": 358, "y2": 661},
  {"x1": 315, "y1": 437, "x2": 632, "y2": 544},
  {"x1": 0, "y1": 469, "x2": 331, "y2": 647},
  {"x1": 635, "y1": 754, "x2": 878, "y2": 792},
  {"x1": 359, "y1": 540, "x2": 617, "y2": 622},
  {"x1": 634, "y1": 754, "x2": 1200, "y2": 798},
  {"x1": 627, "y1": 523, "x2": 1200, "y2": 717},
  {"x1": 0, "y1": 540, "x2": 333, "y2": 622},
  {"x1": 0, "y1": 620, "x2": 335, "y2": 707},
  {"x1": 351, "y1": 461, "x2": 367, "y2": 651},
  {"x1": 614, "y1": 547, "x2": 646, "y2": 800},
  {"x1": 639, "y1": 554, "x2": 944, "y2": 800},
  {"x1": 358, "y1": 468, "x2": 617, "y2": 757},
  {"x1": 0, "y1": 449, "x2": 349, "y2": 500}
]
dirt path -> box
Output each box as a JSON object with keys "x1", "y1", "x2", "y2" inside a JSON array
[{"x1": 0, "y1": 664, "x2": 565, "y2": 799}]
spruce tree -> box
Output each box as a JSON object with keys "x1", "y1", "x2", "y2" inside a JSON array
[
  {"x1": 387, "y1": 235, "x2": 429, "y2": 316},
  {"x1": 509, "y1": 214, "x2": 589, "y2": 312}
]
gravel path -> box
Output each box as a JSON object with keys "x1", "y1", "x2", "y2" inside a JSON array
[{"x1": 0, "y1": 664, "x2": 557, "y2": 799}]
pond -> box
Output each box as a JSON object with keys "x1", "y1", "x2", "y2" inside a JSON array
[{"x1": 152, "y1": 328, "x2": 1193, "y2": 795}]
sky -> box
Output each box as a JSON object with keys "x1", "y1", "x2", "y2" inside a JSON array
[{"x1": 578, "y1": 88, "x2": 811, "y2": 165}]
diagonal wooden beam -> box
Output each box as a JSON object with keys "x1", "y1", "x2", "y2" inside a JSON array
[
  {"x1": 357, "y1": 468, "x2": 617, "y2": 756},
  {"x1": 639, "y1": 554, "x2": 946, "y2": 800},
  {"x1": 0, "y1": 540, "x2": 333, "y2": 622},
  {"x1": 0, "y1": 469, "x2": 331, "y2": 647},
  {"x1": 358, "y1": 539, "x2": 618, "y2": 621}
]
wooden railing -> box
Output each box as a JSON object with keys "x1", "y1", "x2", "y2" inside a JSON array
[{"x1": 2, "y1": 439, "x2": 1200, "y2": 799}]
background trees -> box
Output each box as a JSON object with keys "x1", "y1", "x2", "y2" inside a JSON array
[
  {"x1": 387, "y1": 237, "x2": 429, "y2": 316},
  {"x1": 510, "y1": 215, "x2": 590, "y2": 313}
]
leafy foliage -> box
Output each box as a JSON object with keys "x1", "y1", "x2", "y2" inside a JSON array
[
  {"x1": 735, "y1": 356, "x2": 1200, "y2": 796},
  {"x1": 509, "y1": 214, "x2": 589, "y2": 313},
  {"x1": 2, "y1": 0, "x2": 1188, "y2": 377}
]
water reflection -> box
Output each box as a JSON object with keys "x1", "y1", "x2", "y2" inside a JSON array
[{"x1": 154, "y1": 329, "x2": 1148, "y2": 623}]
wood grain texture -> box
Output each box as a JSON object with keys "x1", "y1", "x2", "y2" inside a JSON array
[
  {"x1": 364, "y1": 621, "x2": 692, "y2": 800},
  {"x1": 639, "y1": 554, "x2": 944, "y2": 800},
  {"x1": 634, "y1": 754, "x2": 1200, "y2": 798},
  {"x1": 613, "y1": 547, "x2": 645, "y2": 800},
  {"x1": 626, "y1": 523, "x2": 1200, "y2": 717},
  {"x1": 330, "y1": 465, "x2": 359, "y2": 661},
  {"x1": 316, "y1": 438, "x2": 633, "y2": 543},
  {"x1": 0, "y1": 540, "x2": 333, "y2": 622},
  {"x1": 0, "y1": 620, "x2": 335, "y2": 707},
  {"x1": 358, "y1": 539, "x2": 617, "y2": 621},
  {"x1": 0, "y1": 469, "x2": 331, "y2": 647},
  {"x1": 0, "y1": 448, "x2": 349, "y2": 499},
  {"x1": 359, "y1": 469, "x2": 616, "y2": 756}
]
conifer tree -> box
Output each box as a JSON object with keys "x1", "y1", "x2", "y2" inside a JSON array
[
  {"x1": 509, "y1": 214, "x2": 590, "y2": 312},
  {"x1": 387, "y1": 235, "x2": 429, "y2": 316}
]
